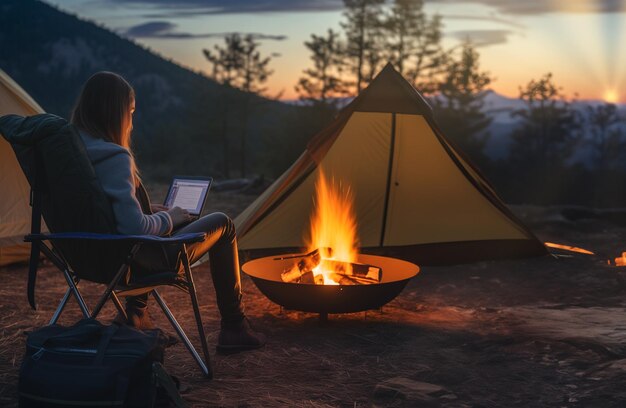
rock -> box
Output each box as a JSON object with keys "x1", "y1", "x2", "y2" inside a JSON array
[
  {"x1": 374, "y1": 377, "x2": 449, "y2": 405},
  {"x1": 586, "y1": 358, "x2": 626, "y2": 378}
]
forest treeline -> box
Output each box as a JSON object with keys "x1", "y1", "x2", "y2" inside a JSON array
[
  {"x1": 201, "y1": 0, "x2": 626, "y2": 208},
  {"x1": 2, "y1": 0, "x2": 625, "y2": 207}
]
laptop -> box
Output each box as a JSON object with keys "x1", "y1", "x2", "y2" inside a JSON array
[{"x1": 163, "y1": 176, "x2": 213, "y2": 221}]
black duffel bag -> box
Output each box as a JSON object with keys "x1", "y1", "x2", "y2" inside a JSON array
[{"x1": 18, "y1": 319, "x2": 187, "y2": 408}]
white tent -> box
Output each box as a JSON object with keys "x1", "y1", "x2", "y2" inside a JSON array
[{"x1": 0, "y1": 69, "x2": 44, "y2": 266}]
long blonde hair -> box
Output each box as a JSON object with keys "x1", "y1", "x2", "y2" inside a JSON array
[{"x1": 71, "y1": 71, "x2": 140, "y2": 185}]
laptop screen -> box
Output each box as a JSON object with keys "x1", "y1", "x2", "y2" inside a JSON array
[{"x1": 163, "y1": 177, "x2": 212, "y2": 216}]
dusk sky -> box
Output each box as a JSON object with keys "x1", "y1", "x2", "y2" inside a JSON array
[{"x1": 47, "y1": 0, "x2": 626, "y2": 102}]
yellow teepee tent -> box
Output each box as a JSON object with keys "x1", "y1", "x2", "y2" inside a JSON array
[
  {"x1": 0, "y1": 69, "x2": 44, "y2": 266},
  {"x1": 235, "y1": 64, "x2": 547, "y2": 265}
]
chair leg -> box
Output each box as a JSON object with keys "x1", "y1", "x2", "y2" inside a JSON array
[
  {"x1": 91, "y1": 244, "x2": 140, "y2": 318},
  {"x1": 152, "y1": 289, "x2": 213, "y2": 379},
  {"x1": 49, "y1": 287, "x2": 72, "y2": 325},
  {"x1": 180, "y1": 247, "x2": 212, "y2": 376},
  {"x1": 110, "y1": 292, "x2": 127, "y2": 320},
  {"x1": 63, "y1": 269, "x2": 90, "y2": 318}
]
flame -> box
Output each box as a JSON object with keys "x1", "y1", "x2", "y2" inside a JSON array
[
  {"x1": 305, "y1": 169, "x2": 359, "y2": 284},
  {"x1": 615, "y1": 252, "x2": 626, "y2": 267},
  {"x1": 544, "y1": 242, "x2": 594, "y2": 255}
]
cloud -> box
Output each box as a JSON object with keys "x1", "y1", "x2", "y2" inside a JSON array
[
  {"x1": 427, "y1": 0, "x2": 626, "y2": 15},
  {"x1": 450, "y1": 29, "x2": 514, "y2": 47},
  {"x1": 109, "y1": 0, "x2": 344, "y2": 15},
  {"x1": 115, "y1": 0, "x2": 626, "y2": 16},
  {"x1": 442, "y1": 13, "x2": 525, "y2": 29},
  {"x1": 125, "y1": 21, "x2": 287, "y2": 40}
]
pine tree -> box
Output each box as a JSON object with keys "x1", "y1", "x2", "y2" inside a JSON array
[
  {"x1": 509, "y1": 73, "x2": 582, "y2": 169},
  {"x1": 432, "y1": 42, "x2": 493, "y2": 164},
  {"x1": 585, "y1": 103, "x2": 625, "y2": 171},
  {"x1": 203, "y1": 34, "x2": 273, "y2": 177},
  {"x1": 237, "y1": 35, "x2": 273, "y2": 177},
  {"x1": 340, "y1": 0, "x2": 384, "y2": 93},
  {"x1": 203, "y1": 34, "x2": 244, "y2": 87},
  {"x1": 203, "y1": 34, "x2": 245, "y2": 177},
  {"x1": 384, "y1": 0, "x2": 444, "y2": 89},
  {"x1": 295, "y1": 29, "x2": 346, "y2": 108}
]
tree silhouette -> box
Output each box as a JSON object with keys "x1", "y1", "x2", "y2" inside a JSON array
[
  {"x1": 432, "y1": 42, "x2": 493, "y2": 164},
  {"x1": 509, "y1": 73, "x2": 582, "y2": 170},
  {"x1": 203, "y1": 33, "x2": 273, "y2": 177},
  {"x1": 340, "y1": 0, "x2": 384, "y2": 94},
  {"x1": 203, "y1": 35, "x2": 244, "y2": 177},
  {"x1": 385, "y1": 0, "x2": 445, "y2": 93},
  {"x1": 203, "y1": 35, "x2": 244, "y2": 87},
  {"x1": 237, "y1": 34, "x2": 273, "y2": 177},
  {"x1": 296, "y1": 29, "x2": 347, "y2": 108},
  {"x1": 585, "y1": 103, "x2": 625, "y2": 171}
]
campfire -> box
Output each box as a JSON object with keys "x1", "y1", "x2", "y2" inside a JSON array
[
  {"x1": 241, "y1": 168, "x2": 419, "y2": 316},
  {"x1": 278, "y1": 170, "x2": 382, "y2": 286}
]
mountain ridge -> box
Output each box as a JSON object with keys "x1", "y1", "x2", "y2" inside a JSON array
[{"x1": 0, "y1": 0, "x2": 294, "y2": 179}]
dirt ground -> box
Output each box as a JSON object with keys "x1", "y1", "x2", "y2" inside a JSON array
[{"x1": 2, "y1": 190, "x2": 626, "y2": 407}]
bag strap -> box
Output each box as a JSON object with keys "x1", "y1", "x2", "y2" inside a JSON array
[
  {"x1": 40, "y1": 319, "x2": 103, "y2": 346},
  {"x1": 27, "y1": 152, "x2": 43, "y2": 310},
  {"x1": 153, "y1": 362, "x2": 189, "y2": 408},
  {"x1": 94, "y1": 324, "x2": 119, "y2": 365}
]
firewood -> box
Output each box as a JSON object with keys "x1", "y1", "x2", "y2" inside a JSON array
[
  {"x1": 319, "y1": 260, "x2": 383, "y2": 282},
  {"x1": 329, "y1": 273, "x2": 358, "y2": 285},
  {"x1": 273, "y1": 247, "x2": 332, "y2": 261},
  {"x1": 280, "y1": 248, "x2": 324, "y2": 282},
  {"x1": 344, "y1": 275, "x2": 379, "y2": 285},
  {"x1": 328, "y1": 272, "x2": 380, "y2": 285},
  {"x1": 281, "y1": 265, "x2": 303, "y2": 283},
  {"x1": 300, "y1": 271, "x2": 316, "y2": 284}
]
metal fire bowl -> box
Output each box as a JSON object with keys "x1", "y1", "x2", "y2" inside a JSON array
[{"x1": 242, "y1": 254, "x2": 419, "y2": 314}]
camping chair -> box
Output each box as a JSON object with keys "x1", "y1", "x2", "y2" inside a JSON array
[{"x1": 0, "y1": 113, "x2": 213, "y2": 378}]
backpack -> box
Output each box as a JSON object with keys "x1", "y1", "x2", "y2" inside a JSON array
[{"x1": 18, "y1": 319, "x2": 188, "y2": 408}]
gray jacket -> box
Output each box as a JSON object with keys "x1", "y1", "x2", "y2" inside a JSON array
[{"x1": 80, "y1": 131, "x2": 172, "y2": 235}]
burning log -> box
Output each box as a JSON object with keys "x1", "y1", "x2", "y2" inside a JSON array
[
  {"x1": 319, "y1": 260, "x2": 383, "y2": 282},
  {"x1": 298, "y1": 271, "x2": 325, "y2": 285},
  {"x1": 327, "y1": 272, "x2": 380, "y2": 285},
  {"x1": 280, "y1": 248, "x2": 325, "y2": 283},
  {"x1": 278, "y1": 248, "x2": 382, "y2": 285},
  {"x1": 329, "y1": 273, "x2": 358, "y2": 285}
]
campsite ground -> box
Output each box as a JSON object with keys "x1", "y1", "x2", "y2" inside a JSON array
[{"x1": 2, "y1": 188, "x2": 626, "y2": 407}]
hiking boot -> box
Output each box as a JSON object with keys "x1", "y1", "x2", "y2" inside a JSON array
[
  {"x1": 216, "y1": 318, "x2": 266, "y2": 355},
  {"x1": 114, "y1": 307, "x2": 179, "y2": 347},
  {"x1": 113, "y1": 305, "x2": 156, "y2": 330}
]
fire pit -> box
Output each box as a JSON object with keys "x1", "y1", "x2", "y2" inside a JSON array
[
  {"x1": 242, "y1": 253, "x2": 419, "y2": 315},
  {"x1": 242, "y1": 169, "x2": 419, "y2": 318}
]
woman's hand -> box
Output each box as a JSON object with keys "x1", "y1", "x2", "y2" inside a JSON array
[
  {"x1": 167, "y1": 206, "x2": 193, "y2": 228},
  {"x1": 150, "y1": 204, "x2": 169, "y2": 213}
]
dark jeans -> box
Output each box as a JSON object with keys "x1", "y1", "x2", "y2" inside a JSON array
[{"x1": 130, "y1": 212, "x2": 245, "y2": 326}]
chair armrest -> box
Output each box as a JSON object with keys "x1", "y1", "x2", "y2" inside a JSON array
[{"x1": 25, "y1": 232, "x2": 207, "y2": 244}]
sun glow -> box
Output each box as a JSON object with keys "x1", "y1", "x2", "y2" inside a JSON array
[{"x1": 603, "y1": 89, "x2": 619, "y2": 103}]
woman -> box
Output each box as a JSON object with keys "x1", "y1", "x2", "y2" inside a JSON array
[{"x1": 71, "y1": 71, "x2": 265, "y2": 353}]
